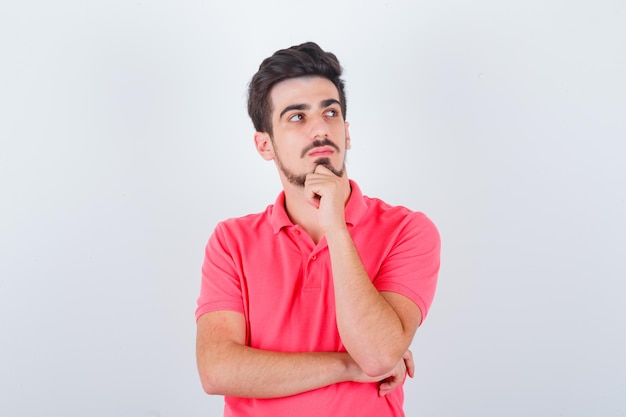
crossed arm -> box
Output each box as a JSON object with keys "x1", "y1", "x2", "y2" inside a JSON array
[
  {"x1": 196, "y1": 309, "x2": 416, "y2": 399},
  {"x1": 196, "y1": 166, "x2": 423, "y2": 399},
  {"x1": 195, "y1": 228, "x2": 422, "y2": 399}
]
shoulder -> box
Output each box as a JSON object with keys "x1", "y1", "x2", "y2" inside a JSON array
[
  {"x1": 361, "y1": 196, "x2": 440, "y2": 246},
  {"x1": 214, "y1": 205, "x2": 273, "y2": 238},
  {"x1": 205, "y1": 207, "x2": 275, "y2": 261},
  {"x1": 365, "y1": 196, "x2": 437, "y2": 227}
]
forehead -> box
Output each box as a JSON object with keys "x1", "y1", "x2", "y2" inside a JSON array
[{"x1": 270, "y1": 76, "x2": 340, "y2": 114}]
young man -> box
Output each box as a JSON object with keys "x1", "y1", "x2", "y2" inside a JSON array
[{"x1": 195, "y1": 42, "x2": 440, "y2": 417}]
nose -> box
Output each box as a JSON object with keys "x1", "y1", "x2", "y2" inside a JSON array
[{"x1": 309, "y1": 114, "x2": 329, "y2": 140}]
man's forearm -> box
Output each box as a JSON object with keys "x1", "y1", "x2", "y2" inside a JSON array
[
  {"x1": 198, "y1": 342, "x2": 359, "y2": 398},
  {"x1": 326, "y1": 226, "x2": 414, "y2": 376}
]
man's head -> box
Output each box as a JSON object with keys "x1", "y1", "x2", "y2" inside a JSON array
[{"x1": 247, "y1": 42, "x2": 347, "y2": 136}]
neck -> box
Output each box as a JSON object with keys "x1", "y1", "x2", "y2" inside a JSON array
[
  {"x1": 281, "y1": 179, "x2": 351, "y2": 244},
  {"x1": 283, "y1": 185, "x2": 324, "y2": 243}
]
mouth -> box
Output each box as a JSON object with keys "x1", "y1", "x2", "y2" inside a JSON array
[
  {"x1": 308, "y1": 146, "x2": 335, "y2": 157},
  {"x1": 301, "y1": 139, "x2": 340, "y2": 158}
]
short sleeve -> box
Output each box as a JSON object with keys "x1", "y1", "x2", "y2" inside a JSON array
[
  {"x1": 195, "y1": 223, "x2": 245, "y2": 322},
  {"x1": 374, "y1": 212, "x2": 441, "y2": 322}
]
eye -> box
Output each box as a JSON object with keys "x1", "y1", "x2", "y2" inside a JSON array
[
  {"x1": 324, "y1": 109, "x2": 339, "y2": 117},
  {"x1": 288, "y1": 113, "x2": 303, "y2": 122}
]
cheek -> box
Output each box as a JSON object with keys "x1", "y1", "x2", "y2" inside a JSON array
[{"x1": 274, "y1": 140, "x2": 302, "y2": 159}]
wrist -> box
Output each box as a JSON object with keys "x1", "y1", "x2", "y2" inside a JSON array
[
  {"x1": 337, "y1": 352, "x2": 359, "y2": 381},
  {"x1": 323, "y1": 221, "x2": 350, "y2": 242}
]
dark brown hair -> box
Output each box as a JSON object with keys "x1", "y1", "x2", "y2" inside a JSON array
[{"x1": 247, "y1": 42, "x2": 347, "y2": 135}]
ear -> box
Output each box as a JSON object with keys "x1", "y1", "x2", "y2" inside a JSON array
[
  {"x1": 254, "y1": 131, "x2": 274, "y2": 161},
  {"x1": 344, "y1": 121, "x2": 351, "y2": 150}
]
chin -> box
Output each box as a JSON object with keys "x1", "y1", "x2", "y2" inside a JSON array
[{"x1": 314, "y1": 158, "x2": 344, "y2": 177}]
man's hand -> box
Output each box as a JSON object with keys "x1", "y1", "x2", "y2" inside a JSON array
[
  {"x1": 377, "y1": 350, "x2": 415, "y2": 397},
  {"x1": 304, "y1": 164, "x2": 350, "y2": 233}
]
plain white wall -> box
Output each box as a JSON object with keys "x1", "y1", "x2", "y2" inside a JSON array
[{"x1": 1, "y1": 1, "x2": 624, "y2": 416}]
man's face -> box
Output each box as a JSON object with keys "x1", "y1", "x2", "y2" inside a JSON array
[{"x1": 265, "y1": 76, "x2": 351, "y2": 187}]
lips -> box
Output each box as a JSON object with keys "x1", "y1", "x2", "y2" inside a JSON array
[
  {"x1": 308, "y1": 146, "x2": 335, "y2": 157},
  {"x1": 301, "y1": 139, "x2": 340, "y2": 158}
]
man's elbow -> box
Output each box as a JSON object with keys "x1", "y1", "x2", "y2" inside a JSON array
[
  {"x1": 359, "y1": 355, "x2": 400, "y2": 378},
  {"x1": 198, "y1": 370, "x2": 213, "y2": 395},
  {"x1": 198, "y1": 366, "x2": 227, "y2": 396}
]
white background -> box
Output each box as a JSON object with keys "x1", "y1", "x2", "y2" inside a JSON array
[{"x1": 1, "y1": 1, "x2": 625, "y2": 416}]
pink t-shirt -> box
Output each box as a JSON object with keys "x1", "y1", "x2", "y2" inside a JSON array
[{"x1": 196, "y1": 181, "x2": 440, "y2": 417}]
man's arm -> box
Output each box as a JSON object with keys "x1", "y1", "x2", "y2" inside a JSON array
[
  {"x1": 196, "y1": 310, "x2": 411, "y2": 398},
  {"x1": 305, "y1": 166, "x2": 423, "y2": 376},
  {"x1": 327, "y1": 227, "x2": 422, "y2": 376}
]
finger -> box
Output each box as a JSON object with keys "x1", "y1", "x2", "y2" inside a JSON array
[
  {"x1": 378, "y1": 376, "x2": 400, "y2": 397},
  {"x1": 305, "y1": 191, "x2": 321, "y2": 209},
  {"x1": 378, "y1": 385, "x2": 393, "y2": 396},
  {"x1": 314, "y1": 164, "x2": 333, "y2": 175},
  {"x1": 378, "y1": 379, "x2": 391, "y2": 396},
  {"x1": 403, "y1": 350, "x2": 415, "y2": 378},
  {"x1": 303, "y1": 180, "x2": 321, "y2": 208}
]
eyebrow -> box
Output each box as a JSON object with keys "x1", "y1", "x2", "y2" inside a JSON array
[
  {"x1": 321, "y1": 99, "x2": 341, "y2": 109},
  {"x1": 279, "y1": 104, "x2": 309, "y2": 119},
  {"x1": 279, "y1": 99, "x2": 341, "y2": 119}
]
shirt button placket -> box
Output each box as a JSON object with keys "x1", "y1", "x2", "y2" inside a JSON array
[{"x1": 304, "y1": 251, "x2": 322, "y2": 291}]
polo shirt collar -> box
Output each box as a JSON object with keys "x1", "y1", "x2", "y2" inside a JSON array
[{"x1": 270, "y1": 179, "x2": 368, "y2": 234}]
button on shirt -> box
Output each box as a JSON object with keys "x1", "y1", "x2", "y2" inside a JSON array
[{"x1": 196, "y1": 180, "x2": 440, "y2": 417}]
